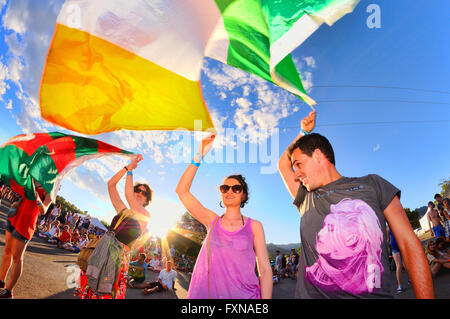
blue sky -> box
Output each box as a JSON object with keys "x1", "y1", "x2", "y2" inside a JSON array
[{"x1": 0, "y1": 0, "x2": 449, "y2": 244}]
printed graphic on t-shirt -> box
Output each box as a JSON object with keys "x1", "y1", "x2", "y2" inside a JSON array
[{"x1": 305, "y1": 198, "x2": 384, "y2": 295}]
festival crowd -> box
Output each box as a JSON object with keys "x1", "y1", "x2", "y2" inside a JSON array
[{"x1": 0, "y1": 112, "x2": 448, "y2": 300}]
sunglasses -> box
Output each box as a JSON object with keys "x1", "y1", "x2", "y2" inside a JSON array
[
  {"x1": 219, "y1": 184, "x2": 243, "y2": 194},
  {"x1": 134, "y1": 187, "x2": 149, "y2": 197}
]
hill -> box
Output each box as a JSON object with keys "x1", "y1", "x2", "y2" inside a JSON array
[
  {"x1": 266, "y1": 242, "x2": 300, "y2": 259},
  {"x1": 416, "y1": 206, "x2": 427, "y2": 219}
]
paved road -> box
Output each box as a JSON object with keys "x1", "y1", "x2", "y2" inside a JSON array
[{"x1": 0, "y1": 200, "x2": 449, "y2": 299}]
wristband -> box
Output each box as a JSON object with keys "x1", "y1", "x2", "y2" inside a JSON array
[
  {"x1": 300, "y1": 129, "x2": 310, "y2": 136},
  {"x1": 191, "y1": 160, "x2": 200, "y2": 167},
  {"x1": 36, "y1": 202, "x2": 42, "y2": 206},
  {"x1": 127, "y1": 171, "x2": 133, "y2": 176}
]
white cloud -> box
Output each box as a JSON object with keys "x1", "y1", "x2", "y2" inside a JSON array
[
  {"x1": 5, "y1": 99, "x2": 12, "y2": 109},
  {"x1": 65, "y1": 167, "x2": 110, "y2": 203},
  {"x1": 2, "y1": 0, "x2": 63, "y2": 102},
  {"x1": 303, "y1": 56, "x2": 317, "y2": 69},
  {"x1": 301, "y1": 71, "x2": 313, "y2": 93},
  {"x1": 0, "y1": 61, "x2": 10, "y2": 99},
  {"x1": 373, "y1": 144, "x2": 381, "y2": 152},
  {"x1": 293, "y1": 56, "x2": 316, "y2": 93},
  {"x1": 202, "y1": 60, "x2": 301, "y2": 144}
]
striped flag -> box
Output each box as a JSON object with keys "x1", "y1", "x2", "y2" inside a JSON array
[
  {"x1": 40, "y1": 0, "x2": 359, "y2": 135},
  {"x1": 0, "y1": 132, "x2": 133, "y2": 200}
]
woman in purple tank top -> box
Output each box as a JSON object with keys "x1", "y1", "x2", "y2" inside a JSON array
[{"x1": 176, "y1": 135, "x2": 272, "y2": 299}]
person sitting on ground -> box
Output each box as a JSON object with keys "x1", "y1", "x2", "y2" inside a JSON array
[
  {"x1": 435, "y1": 237, "x2": 450, "y2": 255},
  {"x1": 40, "y1": 221, "x2": 61, "y2": 239},
  {"x1": 68, "y1": 234, "x2": 89, "y2": 253},
  {"x1": 128, "y1": 253, "x2": 148, "y2": 287},
  {"x1": 272, "y1": 265, "x2": 279, "y2": 284},
  {"x1": 148, "y1": 256, "x2": 161, "y2": 272},
  {"x1": 284, "y1": 262, "x2": 294, "y2": 279},
  {"x1": 425, "y1": 240, "x2": 450, "y2": 277},
  {"x1": 136, "y1": 260, "x2": 177, "y2": 295},
  {"x1": 176, "y1": 256, "x2": 187, "y2": 272},
  {"x1": 62, "y1": 229, "x2": 82, "y2": 250},
  {"x1": 51, "y1": 225, "x2": 72, "y2": 248}
]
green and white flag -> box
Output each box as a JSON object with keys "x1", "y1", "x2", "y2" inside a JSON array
[
  {"x1": 206, "y1": 0, "x2": 361, "y2": 106},
  {"x1": 41, "y1": 0, "x2": 360, "y2": 134}
]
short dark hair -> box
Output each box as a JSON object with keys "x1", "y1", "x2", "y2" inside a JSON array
[
  {"x1": 434, "y1": 194, "x2": 442, "y2": 199},
  {"x1": 134, "y1": 183, "x2": 152, "y2": 206},
  {"x1": 225, "y1": 174, "x2": 249, "y2": 207},
  {"x1": 428, "y1": 201, "x2": 435, "y2": 207},
  {"x1": 289, "y1": 133, "x2": 336, "y2": 165}
]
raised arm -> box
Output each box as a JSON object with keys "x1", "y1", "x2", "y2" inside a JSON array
[
  {"x1": 36, "y1": 189, "x2": 52, "y2": 215},
  {"x1": 107, "y1": 164, "x2": 129, "y2": 214},
  {"x1": 385, "y1": 196, "x2": 434, "y2": 299},
  {"x1": 124, "y1": 154, "x2": 150, "y2": 217},
  {"x1": 252, "y1": 220, "x2": 273, "y2": 299},
  {"x1": 175, "y1": 134, "x2": 217, "y2": 229},
  {"x1": 278, "y1": 111, "x2": 316, "y2": 199}
]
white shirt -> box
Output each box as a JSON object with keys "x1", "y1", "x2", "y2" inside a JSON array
[
  {"x1": 158, "y1": 269, "x2": 177, "y2": 289},
  {"x1": 52, "y1": 207, "x2": 60, "y2": 216},
  {"x1": 48, "y1": 226, "x2": 59, "y2": 237}
]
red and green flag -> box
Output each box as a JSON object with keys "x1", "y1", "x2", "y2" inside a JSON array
[{"x1": 0, "y1": 132, "x2": 133, "y2": 201}]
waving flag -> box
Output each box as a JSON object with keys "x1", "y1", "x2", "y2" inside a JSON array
[
  {"x1": 0, "y1": 132, "x2": 133, "y2": 200},
  {"x1": 40, "y1": 0, "x2": 359, "y2": 135}
]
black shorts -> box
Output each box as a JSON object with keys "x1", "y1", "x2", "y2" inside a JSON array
[
  {"x1": 6, "y1": 220, "x2": 30, "y2": 244},
  {"x1": 147, "y1": 281, "x2": 163, "y2": 292},
  {"x1": 133, "y1": 276, "x2": 146, "y2": 283}
]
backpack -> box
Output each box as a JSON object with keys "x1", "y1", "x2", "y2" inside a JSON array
[
  {"x1": 77, "y1": 209, "x2": 130, "y2": 271},
  {"x1": 77, "y1": 237, "x2": 101, "y2": 272}
]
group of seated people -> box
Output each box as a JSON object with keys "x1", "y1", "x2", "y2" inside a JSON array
[
  {"x1": 127, "y1": 253, "x2": 178, "y2": 295},
  {"x1": 425, "y1": 236, "x2": 450, "y2": 277},
  {"x1": 38, "y1": 220, "x2": 91, "y2": 253}
]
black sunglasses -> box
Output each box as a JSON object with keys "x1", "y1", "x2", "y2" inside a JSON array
[
  {"x1": 219, "y1": 184, "x2": 243, "y2": 194},
  {"x1": 134, "y1": 187, "x2": 149, "y2": 197}
]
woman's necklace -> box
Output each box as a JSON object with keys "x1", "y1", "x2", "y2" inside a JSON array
[{"x1": 221, "y1": 214, "x2": 245, "y2": 227}]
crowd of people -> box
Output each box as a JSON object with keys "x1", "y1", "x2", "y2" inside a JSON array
[
  {"x1": 385, "y1": 193, "x2": 450, "y2": 295},
  {"x1": 0, "y1": 184, "x2": 20, "y2": 204},
  {"x1": 36, "y1": 204, "x2": 104, "y2": 254},
  {"x1": 423, "y1": 194, "x2": 450, "y2": 277},
  {"x1": 1, "y1": 111, "x2": 449, "y2": 300},
  {"x1": 272, "y1": 249, "x2": 299, "y2": 283}
]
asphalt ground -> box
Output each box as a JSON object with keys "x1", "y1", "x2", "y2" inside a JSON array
[{"x1": 0, "y1": 199, "x2": 449, "y2": 299}]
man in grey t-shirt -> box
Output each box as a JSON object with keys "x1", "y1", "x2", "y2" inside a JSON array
[{"x1": 278, "y1": 111, "x2": 433, "y2": 299}]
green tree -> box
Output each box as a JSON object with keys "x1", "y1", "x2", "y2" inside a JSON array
[
  {"x1": 439, "y1": 177, "x2": 450, "y2": 197},
  {"x1": 404, "y1": 207, "x2": 420, "y2": 229}
]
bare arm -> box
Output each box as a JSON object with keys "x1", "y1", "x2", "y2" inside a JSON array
[
  {"x1": 175, "y1": 135, "x2": 217, "y2": 229},
  {"x1": 278, "y1": 111, "x2": 315, "y2": 199},
  {"x1": 36, "y1": 190, "x2": 52, "y2": 215},
  {"x1": 124, "y1": 154, "x2": 150, "y2": 218},
  {"x1": 107, "y1": 166, "x2": 129, "y2": 214},
  {"x1": 443, "y1": 210, "x2": 450, "y2": 221},
  {"x1": 252, "y1": 220, "x2": 273, "y2": 299},
  {"x1": 385, "y1": 196, "x2": 434, "y2": 299},
  {"x1": 427, "y1": 213, "x2": 434, "y2": 236}
]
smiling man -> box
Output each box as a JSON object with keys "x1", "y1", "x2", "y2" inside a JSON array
[{"x1": 277, "y1": 111, "x2": 434, "y2": 299}]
